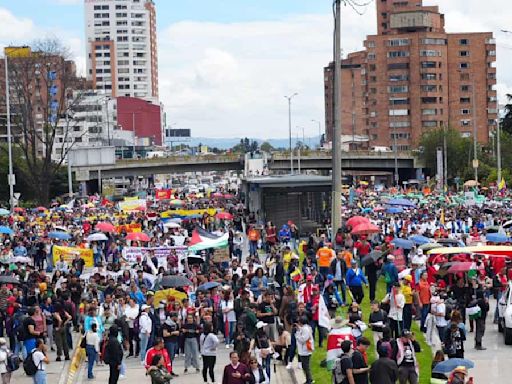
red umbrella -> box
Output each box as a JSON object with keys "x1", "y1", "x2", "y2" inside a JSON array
[
  {"x1": 212, "y1": 192, "x2": 223, "y2": 198},
  {"x1": 95, "y1": 222, "x2": 116, "y2": 233},
  {"x1": 36, "y1": 206, "x2": 46, "y2": 212},
  {"x1": 13, "y1": 207, "x2": 25, "y2": 213},
  {"x1": 216, "y1": 212, "x2": 233, "y2": 220},
  {"x1": 351, "y1": 222, "x2": 380, "y2": 235},
  {"x1": 447, "y1": 262, "x2": 474, "y2": 274},
  {"x1": 223, "y1": 193, "x2": 235, "y2": 199},
  {"x1": 126, "y1": 232, "x2": 150, "y2": 242},
  {"x1": 346, "y1": 216, "x2": 370, "y2": 228}
]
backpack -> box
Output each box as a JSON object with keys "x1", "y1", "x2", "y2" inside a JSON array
[
  {"x1": 6, "y1": 351, "x2": 20, "y2": 372},
  {"x1": 332, "y1": 354, "x2": 351, "y2": 384},
  {"x1": 15, "y1": 315, "x2": 29, "y2": 342},
  {"x1": 22, "y1": 350, "x2": 39, "y2": 376}
]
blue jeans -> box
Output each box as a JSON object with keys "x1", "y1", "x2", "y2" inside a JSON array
[
  {"x1": 249, "y1": 241, "x2": 258, "y2": 256},
  {"x1": 139, "y1": 333, "x2": 150, "y2": 362},
  {"x1": 86, "y1": 345, "x2": 97, "y2": 378},
  {"x1": 420, "y1": 304, "x2": 430, "y2": 331},
  {"x1": 261, "y1": 354, "x2": 271, "y2": 379},
  {"x1": 225, "y1": 321, "x2": 236, "y2": 345},
  {"x1": 33, "y1": 370, "x2": 47, "y2": 384},
  {"x1": 165, "y1": 341, "x2": 178, "y2": 361},
  {"x1": 24, "y1": 338, "x2": 36, "y2": 360},
  {"x1": 494, "y1": 291, "x2": 502, "y2": 322}
]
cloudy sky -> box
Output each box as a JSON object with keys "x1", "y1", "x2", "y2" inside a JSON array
[{"x1": 1, "y1": 0, "x2": 511, "y2": 138}]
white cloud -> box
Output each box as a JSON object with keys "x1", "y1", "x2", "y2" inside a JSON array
[{"x1": 0, "y1": 8, "x2": 35, "y2": 41}]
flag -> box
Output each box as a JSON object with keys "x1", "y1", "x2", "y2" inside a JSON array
[
  {"x1": 326, "y1": 328, "x2": 356, "y2": 369},
  {"x1": 318, "y1": 295, "x2": 332, "y2": 330},
  {"x1": 440, "y1": 209, "x2": 445, "y2": 225},
  {"x1": 499, "y1": 178, "x2": 506, "y2": 191}
]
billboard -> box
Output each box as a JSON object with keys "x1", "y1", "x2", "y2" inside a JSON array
[
  {"x1": 166, "y1": 128, "x2": 191, "y2": 138},
  {"x1": 69, "y1": 146, "x2": 116, "y2": 167}
]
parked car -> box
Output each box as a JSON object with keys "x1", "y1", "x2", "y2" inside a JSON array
[{"x1": 498, "y1": 281, "x2": 512, "y2": 345}]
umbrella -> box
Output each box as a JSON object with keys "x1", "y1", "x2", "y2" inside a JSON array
[
  {"x1": 387, "y1": 198, "x2": 416, "y2": 208},
  {"x1": 169, "y1": 199, "x2": 185, "y2": 207},
  {"x1": 0, "y1": 226, "x2": 13, "y2": 236},
  {"x1": 13, "y1": 207, "x2": 24, "y2": 213},
  {"x1": 160, "y1": 275, "x2": 193, "y2": 288},
  {"x1": 409, "y1": 235, "x2": 432, "y2": 245},
  {"x1": 360, "y1": 251, "x2": 383, "y2": 267},
  {"x1": 386, "y1": 207, "x2": 403, "y2": 214},
  {"x1": 486, "y1": 226, "x2": 501, "y2": 234},
  {"x1": 346, "y1": 216, "x2": 370, "y2": 228},
  {"x1": 432, "y1": 358, "x2": 474, "y2": 374},
  {"x1": 391, "y1": 238, "x2": 415, "y2": 250},
  {"x1": 48, "y1": 231, "x2": 71, "y2": 240},
  {"x1": 223, "y1": 194, "x2": 235, "y2": 199},
  {"x1": 95, "y1": 222, "x2": 116, "y2": 233},
  {"x1": 486, "y1": 233, "x2": 509, "y2": 243},
  {"x1": 36, "y1": 206, "x2": 46, "y2": 212},
  {"x1": 419, "y1": 243, "x2": 443, "y2": 252},
  {"x1": 0, "y1": 209, "x2": 10, "y2": 216},
  {"x1": 503, "y1": 220, "x2": 512, "y2": 229},
  {"x1": 0, "y1": 276, "x2": 20, "y2": 285},
  {"x1": 163, "y1": 221, "x2": 181, "y2": 229},
  {"x1": 463, "y1": 180, "x2": 479, "y2": 187},
  {"x1": 351, "y1": 222, "x2": 380, "y2": 235},
  {"x1": 211, "y1": 192, "x2": 224, "y2": 198},
  {"x1": 447, "y1": 262, "x2": 474, "y2": 274},
  {"x1": 126, "y1": 232, "x2": 151, "y2": 242},
  {"x1": 197, "y1": 281, "x2": 221, "y2": 291},
  {"x1": 398, "y1": 268, "x2": 412, "y2": 279},
  {"x1": 216, "y1": 212, "x2": 233, "y2": 220},
  {"x1": 86, "y1": 232, "x2": 109, "y2": 242}
]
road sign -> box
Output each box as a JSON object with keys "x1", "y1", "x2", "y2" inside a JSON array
[{"x1": 472, "y1": 159, "x2": 479, "y2": 169}]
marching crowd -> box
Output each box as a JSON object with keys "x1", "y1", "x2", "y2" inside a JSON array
[{"x1": 0, "y1": 188, "x2": 508, "y2": 384}]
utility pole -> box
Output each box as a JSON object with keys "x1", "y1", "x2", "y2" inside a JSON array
[
  {"x1": 443, "y1": 124, "x2": 448, "y2": 191},
  {"x1": 332, "y1": 0, "x2": 343, "y2": 236},
  {"x1": 285, "y1": 93, "x2": 298, "y2": 174},
  {"x1": 4, "y1": 55, "x2": 15, "y2": 212},
  {"x1": 497, "y1": 117, "x2": 502, "y2": 185},
  {"x1": 311, "y1": 119, "x2": 322, "y2": 148},
  {"x1": 65, "y1": 106, "x2": 73, "y2": 197}
]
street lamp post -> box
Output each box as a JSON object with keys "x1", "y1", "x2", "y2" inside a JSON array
[
  {"x1": 471, "y1": 83, "x2": 479, "y2": 183},
  {"x1": 311, "y1": 119, "x2": 322, "y2": 147},
  {"x1": 285, "y1": 93, "x2": 298, "y2": 174},
  {"x1": 3, "y1": 55, "x2": 15, "y2": 211}
]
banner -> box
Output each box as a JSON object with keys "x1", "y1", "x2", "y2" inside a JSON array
[
  {"x1": 53, "y1": 245, "x2": 94, "y2": 267},
  {"x1": 318, "y1": 295, "x2": 332, "y2": 330},
  {"x1": 118, "y1": 199, "x2": 147, "y2": 212},
  {"x1": 161, "y1": 208, "x2": 218, "y2": 218},
  {"x1": 155, "y1": 189, "x2": 172, "y2": 200},
  {"x1": 121, "y1": 246, "x2": 188, "y2": 269},
  {"x1": 116, "y1": 223, "x2": 142, "y2": 234},
  {"x1": 124, "y1": 196, "x2": 139, "y2": 201}
]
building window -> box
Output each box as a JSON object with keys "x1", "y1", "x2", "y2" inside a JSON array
[
  {"x1": 387, "y1": 38, "x2": 409, "y2": 46},
  {"x1": 460, "y1": 85, "x2": 471, "y2": 92},
  {"x1": 367, "y1": 41, "x2": 376, "y2": 48},
  {"x1": 420, "y1": 61, "x2": 437, "y2": 68},
  {"x1": 387, "y1": 63, "x2": 409, "y2": 70},
  {"x1": 389, "y1": 109, "x2": 409, "y2": 116},
  {"x1": 389, "y1": 98, "x2": 409, "y2": 105},
  {"x1": 420, "y1": 50, "x2": 441, "y2": 57},
  {"x1": 389, "y1": 74, "x2": 409, "y2": 81},
  {"x1": 421, "y1": 85, "x2": 437, "y2": 92},
  {"x1": 388, "y1": 50, "x2": 410, "y2": 58},
  {"x1": 390, "y1": 132, "x2": 411, "y2": 139},
  {"x1": 460, "y1": 73, "x2": 470, "y2": 81},
  {"x1": 116, "y1": 12, "x2": 127, "y2": 17},
  {"x1": 459, "y1": 51, "x2": 470, "y2": 57},
  {"x1": 422, "y1": 121, "x2": 438, "y2": 128},
  {"x1": 368, "y1": 53, "x2": 376, "y2": 60},
  {"x1": 460, "y1": 97, "x2": 471, "y2": 103},
  {"x1": 390, "y1": 121, "x2": 410, "y2": 128},
  {"x1": 388, "y1": 85, "x2": 408, "y2": 93},
  {"x1": 421, "y1": 38, "x2": 446, "y2": 45},
  {"x1": 459, "y1": 62, "x2": 470, "y2": 69},
  {"x1": 488, "y1": 119, "x2": 497, "y2": 125},
  {"x1": 421, "y1": 73, "x2": 437, "y2": 80},
  {"x1": 487, "y1": 50, "x2": 496, "y2": 56},
  {"x1": 459, "y1": 39, "x2": 469, "y2": 45},
  {"x1": 421, "y1": 97, "x2": 437, "y2": 104},
  {"x1": 422, "y1": 109, "x2": 437, "y2": 115},
  {"x1": 460, "y1": 120, "x2": 471, "y2": 126},
  {"x1": 461, "y1": 109, "x2": 471, "y2": 115}
]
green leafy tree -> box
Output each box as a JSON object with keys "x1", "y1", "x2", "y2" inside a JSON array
[
  {"x1": 501, "y1": 94, "x2": 512, "y2": 135},
  {"x1": 260, "y1": 141, "x2": 274, "y2": 152}
]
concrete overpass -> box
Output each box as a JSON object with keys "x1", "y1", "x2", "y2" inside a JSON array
[{"x1": 73, "y1": 151, "x2": 424, "y2": 181}]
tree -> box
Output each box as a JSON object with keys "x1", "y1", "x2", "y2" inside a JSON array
[
  {"x1": 260, "y1": 141, "x2": 274, "y2": 152},
  {"x1": 4, "y1": 39, "x2": 86, "y2": 204},
  {"x1": 419, "y1": 127, "x2": 473, "y2": 181},
  {"x1": 501, "y1": 94, "x2": 512, "y2": 135}
]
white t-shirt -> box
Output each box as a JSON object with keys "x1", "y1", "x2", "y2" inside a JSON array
[
  {"x1": 32, "y1": 350, "x2": 46, "y2": 371},
  {"x1": 220, "y1": 300, "x2": 236, "y2": 322},
  {"x1": 432, "y1": 302, "x2": 448, "y2": 327}
]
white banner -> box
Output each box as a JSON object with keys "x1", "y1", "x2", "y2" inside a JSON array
[{"x1": 121, "y1": 246, "x2": 188, "y2": 270}]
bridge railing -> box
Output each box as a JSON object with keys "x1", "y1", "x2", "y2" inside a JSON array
[
  {"x1": 270, "y1": 150, "x2": 415, "y2": 159},
  {"x1": 116, "y1": 153, "x2": 243, "y2": 165}
]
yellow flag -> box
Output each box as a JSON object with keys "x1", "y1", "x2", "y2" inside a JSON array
[
  {"x1": 440, "y1": 209, "x2": 445, "y2": 225},
  {"x1": 499, "y1": 178, "x2": 506, "y2": 190}
]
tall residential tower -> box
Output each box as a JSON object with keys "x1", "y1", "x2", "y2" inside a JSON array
[
  {"x1": 324, "y1": 0, "x2": 497, "y2": 150},
  {"x1": 85, "y1": 0, "x2": 159, "y2": 101}
]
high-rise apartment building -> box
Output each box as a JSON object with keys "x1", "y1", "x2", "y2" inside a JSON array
[
  {"x1": 85, "y1": 0, "x2": 159, "y2": 101},
  {"x1": 324, "y1": 0, "x2": 497, "y2": 150}
]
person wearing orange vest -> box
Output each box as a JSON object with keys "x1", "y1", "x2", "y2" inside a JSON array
[
  {"x1": 316, "y1": 245, "x2": 335, "y2": 278},
  {"x1": 248, "y1": 226, "x2": 260, "y2": 256}
]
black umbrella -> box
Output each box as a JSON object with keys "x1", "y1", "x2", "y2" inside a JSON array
[
  {"x1": 360, "y1": 251, "x2": 383, "y2": 267},
  {"x1": 160, "y1": 275, "x2": 193, "y2": 288},
  {"x1": 0, "y1": 275, "x2": 20, "y2": 285}
]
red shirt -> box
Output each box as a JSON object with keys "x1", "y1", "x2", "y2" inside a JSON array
[
  {"x1": 311, "y1": 295, "x2": 320, "y2": 321},
  {"x1": 354, "y1": 241, "x2": 371, "y2": 256},
  {"x1": 145, "y1": 346, "x2": 172, "y2": 372}
]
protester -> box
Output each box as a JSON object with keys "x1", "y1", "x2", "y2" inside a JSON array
[
  {"x1": 222, "y1": 351, "x2": 250, "y2": 384},
  {"x1": 0, "y1": 338, "x2": 12, "y2": 384},
  {"x1": 32, "y1": 338, "x2": 49, "y2": 384},
  {"x1": 147, "y1": 354, "x2": 172, "y2": 384},
  {"x1": 200, "y1": 322, "x2": 219, "y2": 384},
  {"x1": 295, "y1": 316, "x2": 314, "y2": 384},
  {"x1": 85, "y1": 323, "x2": 100, "y2": 380},
  {"x1": 369, "y1": 345, "x2": 399, "y2": 384}
]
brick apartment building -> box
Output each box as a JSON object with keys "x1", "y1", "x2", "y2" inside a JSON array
[{"x1": 324, "y1": 0, "x2": 497, "y2": 151}]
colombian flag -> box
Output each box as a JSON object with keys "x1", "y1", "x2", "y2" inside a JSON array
[{"x1": 499, "y1": 178, "x2": 506, "y2": 191}]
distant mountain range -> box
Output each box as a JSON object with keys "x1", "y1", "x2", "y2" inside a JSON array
[{"x1": 183, "y1": 136, "x2": 322, "y2": 150}]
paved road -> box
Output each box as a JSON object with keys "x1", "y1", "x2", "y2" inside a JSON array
[{"x1": 464, "y1": 298, "x2": 512, "y2": 384}]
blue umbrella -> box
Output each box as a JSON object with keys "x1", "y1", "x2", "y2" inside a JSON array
[
  {"x1": 486, "y1": 233, "x2": 509, "y2": 243},
  {"x1": 387, "y1": 198, "x2": 416, "y2": 208},
  {"x1": 386, "y1": 207, "x2": 403, "y2": 214},
  {"x1": 0, "y1": 226, "x2": 13, "y2": 236},
  {"x1": 432, "y1": 358, "x2": 474, "y2": 374},
  {"x1": 0, "y1": 209, "x2": 10, "y2": 216},
  {"x1": 48, "y1": 231, "x2": 71, "y2": 240},
  {"x1": 361, "y1": 207, "x2": 372, "y2": 214},
  {"x1": 197, "y1": 281, "x2": 221, "y2": 291},
  {"x1": 409, "y1": 235, "x2": 432, "y2": 245},
  {"x1": 391, "y1": 238, "x2": 414, "y2": 250}
]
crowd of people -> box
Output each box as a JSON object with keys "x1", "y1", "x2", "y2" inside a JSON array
[{"x1": 0, "y1": 186, "x2": 508, "y2": 384}]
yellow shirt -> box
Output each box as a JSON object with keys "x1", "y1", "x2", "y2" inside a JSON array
[
  {"x1": 283, "y1": 252, "x2": 292, "y2": 270},
  {"x1": 401, "y1": 285, "x2": 413, "y2": 304}
]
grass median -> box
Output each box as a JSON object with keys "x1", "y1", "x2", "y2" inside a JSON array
[{"x1": 310, "y1": 279, "x2": 433, "y2": 384}]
